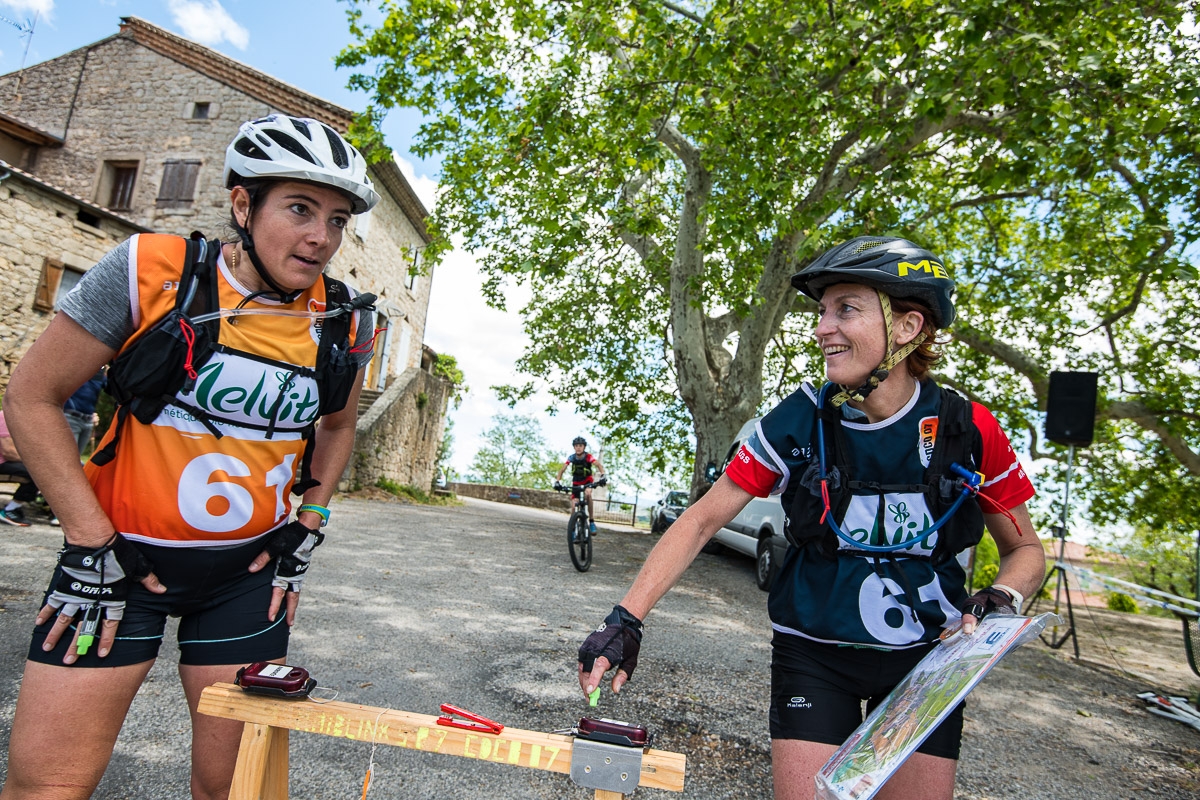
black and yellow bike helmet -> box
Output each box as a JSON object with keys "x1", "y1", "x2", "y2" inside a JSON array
[{"x1": 792, "y1": 236, "x2": 956, "y2": 405}]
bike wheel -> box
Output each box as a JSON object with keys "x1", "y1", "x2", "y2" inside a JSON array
[{"x1": 568, "y1": 511, "x2": 592, "y2": 572}]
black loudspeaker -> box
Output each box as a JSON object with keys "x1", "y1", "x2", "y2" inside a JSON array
[{"x1": 1045, "y1": 371, "x2": 1098, "y2": 447}]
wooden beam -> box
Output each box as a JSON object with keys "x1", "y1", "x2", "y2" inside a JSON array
[
  {"x1": 229, "y1": 724, "x2": 288, "y2": 800},
  {"x1": 199, "y1": 683, "x2": 686, "y2": 793}
]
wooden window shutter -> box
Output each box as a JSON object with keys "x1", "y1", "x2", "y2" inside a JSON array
[
  {"x1": 33, "y1": 257, "x2": 64, "y2": 312},
  {"x1": 157, "y1": 160, "x2": 201, "y2": 205}
]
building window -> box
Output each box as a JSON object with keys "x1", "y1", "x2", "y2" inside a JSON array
[
  {"x1": 157, "y1": 160, "x2": 202, "y2": 207},
  {"x1": 99, "y1": 161, "x2": 138, "y2": 211},
  {"x1": 192, "y1": 102, "x2": 210, "y2": 119},
  {"x1": 56, "y1": 266, "x2": 85, "y2": 305},
  {"x1": 33, "y1": 259, "x2": 83, "y2": 312},
  {"x1": 354, "y1": 208, "x2": 372, "y2": 241}
]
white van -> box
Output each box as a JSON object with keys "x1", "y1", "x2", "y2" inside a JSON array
[{"x1": 706, "y1": 417, "x2": 789, "y2": 591}]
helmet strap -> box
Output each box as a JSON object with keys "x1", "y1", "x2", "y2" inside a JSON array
[
  {"x1": 829, "y1": 290, "x2": 926, "y2": 408},
  {"x1": 230, "y1": 214, "x2": 303, "y2": 305}
]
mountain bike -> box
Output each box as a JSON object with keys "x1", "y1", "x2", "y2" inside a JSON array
[{"x1": 554, "y1": 478, "x2": 606, "y2": 572}]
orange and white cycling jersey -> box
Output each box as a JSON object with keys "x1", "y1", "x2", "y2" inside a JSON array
[{"x1": 85, "y1": 234, "x2": 353, "y2": 547}]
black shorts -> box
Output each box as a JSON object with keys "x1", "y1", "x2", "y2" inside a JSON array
[
  {"x1": 769, "y1": 632, "x2": 964, "y2": 760},
  {"x1": 28, "y1": 537, "x2": 289, "y2": 668}
]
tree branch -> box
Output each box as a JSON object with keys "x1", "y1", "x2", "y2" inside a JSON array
[
  {"x1": 952, "y1": 322, "x2": 1049, "y2": 399},
  {"x1": 654, "y1": 116, "x2": 701, "y2": 167},
  {"x1": 1105, "y1": 401, "x2": 1200, "y2": 475},
  {"x1": 652, "y1": 0, "x2": 704, "y2": 25},
  {"x1": 912, "y1": 188, "x2": 1046, "y2": 226}
]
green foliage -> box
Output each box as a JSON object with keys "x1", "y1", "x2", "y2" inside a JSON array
[
  {"x1": 971, "y1": 533, "x2": 1002, "y2": 591},
  {"x1": 468, "y1": 412, "x2": 560, "y2": 487},
  {"x1": 375, "y1": 477, "x2": 459, "y2": 505},
  {"x1": 435, "y1": 418, "x2": 457, "y2": 485},
  {"x1": 1094, "y1": 524, "x2": 1198, "y2": 603},
  {"x1": 342, "y1": 1, "x2": 1200, "y2": 541},
  {"x1": 1106, "y1": 592, "x2": 1139, "y2": 614},
  {"x1": 973, "y1": 563, "x2": 999, "y2": 591},
  {"x1": 432, "y1": 353, "x2": 468, "y2": 408}
]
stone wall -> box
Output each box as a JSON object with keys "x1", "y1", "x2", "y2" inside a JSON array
[
  {"x1": 346, "y1": 366, "x2": 452, "y2": 492},
  {"x1": 0, "y1": 174, "x2": 142, "y2": 391},
  {"x1": 448, "y1": 482, "x2": 572, "y2": 512}
]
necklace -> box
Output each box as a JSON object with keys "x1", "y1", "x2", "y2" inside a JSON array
[{"x1": 227, "y1": 244, "x2": 242, "y2": 324}]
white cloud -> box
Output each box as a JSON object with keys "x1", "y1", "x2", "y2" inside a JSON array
[
  {"x1": 422, "y1": 235, "x2": 595, "y2": 476},
  {"x1": 167, "y1": 0, "x2": 249, "y2": 50},
  {"x1": 393, "y1": 155, "x2": 597, "y2": 479},
  {"x1": 0, "y1": 1, "x2": 53, "y2": 23},
  {"x1": 392, "y1": 153, "x2": 438, "y2": 210}
]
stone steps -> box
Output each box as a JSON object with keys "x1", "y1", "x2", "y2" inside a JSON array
[{"x1": 358, "y1": 388, "x2": 382, "y2": 417}]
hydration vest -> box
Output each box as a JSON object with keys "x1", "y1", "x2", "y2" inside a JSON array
[
  {"x1": 92, "y1": 233, "x2": 372, "y2": 496},
  {"x1": 788, "y1": 385, "x2": 985, "y2": 565},
  {"x1": 569, "y1": 453, "x2": 594, "y2": 484}
]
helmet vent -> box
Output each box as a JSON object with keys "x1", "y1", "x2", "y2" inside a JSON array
[
  {"x1": 234, "y1": 137, "x2": 268, "y2": 160},
  {"x1": 290, "y1": 118, "x2": 313, "y2": 140},
  {"x1": 852, "y1": 239, "x2": 887, "y2": 254},
  {"x1": 264, "y1": 130, "x2": 318, "y2": 165},
  {"x1": 322, "y1": 125, "x2": 350, "y2": 169}
]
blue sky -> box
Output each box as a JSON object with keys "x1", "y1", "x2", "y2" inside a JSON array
[{"x1": 0, "y1": 0, "x2": 622, "y2": 487}]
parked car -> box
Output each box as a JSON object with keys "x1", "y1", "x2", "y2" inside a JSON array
[
  {"x1": 649, "y1": 490, "x2": 690, "y2": 534},
  {"x1": 704, "y1": 417, "x2": 790, "y2": 592}
]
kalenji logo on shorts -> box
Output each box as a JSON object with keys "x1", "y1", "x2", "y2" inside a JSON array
[
  {"x1": 786, "y1": 696, "x2": 812, "y2": 709},
  {"x1": 918, "y1": 416, "x2": 938, "y2": 468}
]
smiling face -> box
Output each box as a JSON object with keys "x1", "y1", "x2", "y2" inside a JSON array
[
  {"x1": 815, "y1": 282, "x2": 929, "y2": 391},
  {"x1": 231, "y1": 180, "x2": 353, "y2": 293},
  {"x1": 814, "y1": 283, "x2": 891, "y2": 387}
]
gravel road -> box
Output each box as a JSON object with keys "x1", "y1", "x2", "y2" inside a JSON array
[{"x1": 1, "y1": 494, "x2": 1197, "y2": 798}]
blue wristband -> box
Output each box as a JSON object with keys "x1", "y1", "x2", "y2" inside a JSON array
[{"x1": 297, "y1": 504, "x2": 330, "y2": 527}]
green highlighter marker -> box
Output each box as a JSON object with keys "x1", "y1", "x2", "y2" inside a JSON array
[
  {"x1": 77, "y1": 607, "x2": 101, "y2": 656},
  {"x1": 588, "y1": 688, "x2": 600, "y2": 707}
]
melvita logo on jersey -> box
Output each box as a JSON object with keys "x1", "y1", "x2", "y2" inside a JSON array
[
  {"x1": 918, "y1": 416, "x2": 938, "y2": 468},
  {"x1": 188, "y1": 354, "x2": 320, "y2": 428}
]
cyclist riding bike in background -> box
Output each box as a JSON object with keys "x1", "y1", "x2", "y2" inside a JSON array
[{"x1": 554, "y1": 437, "x2": 605, "y2": 534}]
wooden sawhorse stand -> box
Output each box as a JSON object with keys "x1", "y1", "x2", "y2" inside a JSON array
[{"x1": 199, "y1": 683, "x2": 686, "y2": 799}]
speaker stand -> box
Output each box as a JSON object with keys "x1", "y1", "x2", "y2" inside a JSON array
[{"x1": 1031, "y1": 445, "x2": 1079, "y2": 658}]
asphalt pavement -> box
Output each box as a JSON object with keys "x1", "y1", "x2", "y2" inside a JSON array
[{"x1": 0, "y1": 495, "x2": 775, "y2": 799}]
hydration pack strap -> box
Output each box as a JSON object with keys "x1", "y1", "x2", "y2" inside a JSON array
[
  {"x1": 289, "y1": 275, "x2": 353, "y2": 496},
  {"x1": 90, "y1": 237, "x2": 220, "y2": 467}
]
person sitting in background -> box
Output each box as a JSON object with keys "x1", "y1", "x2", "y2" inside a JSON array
[{"x1": 0, "y1": 409, "x2": 40, "y2": 527}]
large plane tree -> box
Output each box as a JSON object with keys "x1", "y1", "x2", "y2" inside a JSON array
[{"x1": 341, "y1": 1, "x2": 1200, "y2": 543}]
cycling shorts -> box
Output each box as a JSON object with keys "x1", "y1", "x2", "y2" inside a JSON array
[
  {"x1": 28, "y1": 536, "x2": 289, "y2": 668},
  {"x1": 768, "y1": 632, "x2": 964, "y2": 760}
]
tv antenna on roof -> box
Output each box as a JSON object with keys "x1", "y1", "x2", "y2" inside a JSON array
[
  {"x1": 2, "y1": 11, "x2": 38, "y2": 67},
  {"x1": 1, "y1": 11, "x2": 38, "y2": 102}
]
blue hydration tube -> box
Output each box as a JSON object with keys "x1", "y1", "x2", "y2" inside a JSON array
[{"x1": 815, "y1": 383, "x2": 980, "y2": 554}]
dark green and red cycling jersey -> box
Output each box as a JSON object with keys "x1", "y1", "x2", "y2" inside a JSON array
[{"x1": 565, "y1": 452, "x2": 599, "y2": 486}]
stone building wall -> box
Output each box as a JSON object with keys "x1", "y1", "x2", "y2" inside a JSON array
[
  {"x1": 448, "y1": 482, "x2": 572, "y2": 512},
  {"x1": 0, "y1": 31, "x2": 432, "y2": 387},
  {"x1": 346, "y1": 367, "x2": 452, "y2": 492},
  {"x1": 0, "y1": 173, "x2": 143, "y2": 391},
  {"x1": 0, "y1": 50, "x2": 87, "y2": 136}
]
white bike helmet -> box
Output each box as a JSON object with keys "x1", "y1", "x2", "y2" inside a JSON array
[{"x1": 224, "y1": 114, "x2": 380, "y2": 214}]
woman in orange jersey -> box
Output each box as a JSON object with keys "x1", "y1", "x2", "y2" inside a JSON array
[{"x1": 1, "y1": 115, "x2": 380, "y2": 800}]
